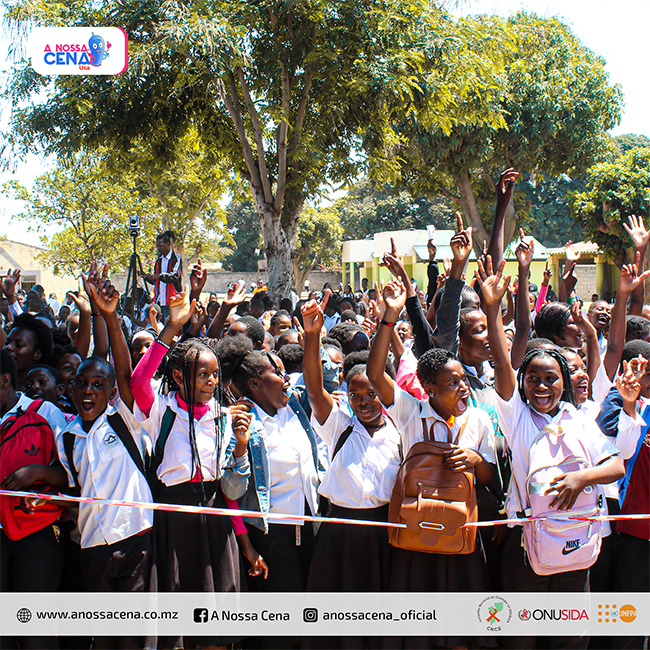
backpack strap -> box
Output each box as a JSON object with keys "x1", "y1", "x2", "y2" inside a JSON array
[
  {"x1": 26, "y1": 399, "x2": 44, "y2": 414},
  {"x1": 332, "y1": 424, "x2": 354, "y2": 460},
  {"x1": 148, "y1": 406, "x2": 176, "y2": 482},
  {"x1": 62, "y1": 430, "x2": 81, "y2": 495},
  {"x1": 106, "y1": 412, "x2": 147, "y2": 479}
]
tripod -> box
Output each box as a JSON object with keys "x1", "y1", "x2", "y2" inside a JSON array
[{"x1": 121, "y1": 233, "x2": 150, "y2": 318}]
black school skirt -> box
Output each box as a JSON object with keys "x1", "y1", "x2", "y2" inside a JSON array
[
  {"x1": 150, "y1": 480, "x2": 240, "y2": 649},
  {"x1": 307, "y1": 503, "x2": 392, "y2": 592},
  {"x1": 382, "y1": 536, "x2": 496, "y2": 649}
]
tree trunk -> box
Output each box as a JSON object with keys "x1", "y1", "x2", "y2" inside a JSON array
[
  {"x1": 453, "y1": 172, "x2": 489, "y2": 257},
  {"x1": 294, "y1": 262, "x2": 314, "y2": 295},
  {"x1": 253, "y1": 189, "x2": 302, "y2": 303}
]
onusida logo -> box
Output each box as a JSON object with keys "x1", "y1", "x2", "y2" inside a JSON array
[{"x1": 30, "y1": 27, "x2": 128, "y2": 76}]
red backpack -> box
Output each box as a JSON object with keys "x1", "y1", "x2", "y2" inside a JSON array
[{"x1": 0, "y1": 400, "x2": 63, "y2": 540}]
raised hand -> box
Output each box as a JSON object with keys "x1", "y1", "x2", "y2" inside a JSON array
[
  {"x1": 368, "y1": 281, "x2": 386, "y2": 321},
  {"x1": 67, "y1": 277, "x2": 91, "y2": 315},
  {"x1": 1, "y1": 268, "x2": 21, "y2": 299},
  {"x1": 86, "y1": 267, "x2": 120, "y2": 315},
  {"x1": 616, "y1": 358, "x2": 646, "y2": 404},
  {"x1": 474, "y1": 256, "x2": 511, "y2": 311},
  {"x1": 542, "y1": 261, "x2": 552, "y2": 286},
  {"x1": 168, "y1": 292, "x2": 196, "y2": 327},
  {"x1": 229, "y1": 399, "x2": 253, "y2": 457},
  {"x1": 223, "y1": 281, "x2": 247, "y2": 307},
  {"x1": 380, "y1": 237, "x2": 408, "y2": 283},
  {"x1": 450, "y1": 212, "x2": 473, "y2": 267},
  {"x1": 189, "y1": 301, "x2": 208, "y2": 332},
  {"x1": 515, "y1": 228, "x2": 534, "y2": 269},
  {"x1": 565, "y1": 241, "x2": 581, "y2": 266},
  {"x1": 189, "y1": 258, "x2": 208, "y2": 295},
  {"x1": 300, "y1": 289, "x2": 330, "y2": 335},
  {"x1": 382, "y1": 278, "x2": 407, "y2": 319},
  {"x1": 427, "y1": 239, "x2": 437, "y2": 261},
  {"x1": 623, "y1": 215, "x2": 650, "y2": 251},
  {"x1": 570, "y1": 300, "x2": 596, "y2": 339},
  {"x1": 618, "y1": 252, "x2": 650, "y2": 295},
  {"x1": 495, "y1": 168, "x2": 519, "y2": 210}
]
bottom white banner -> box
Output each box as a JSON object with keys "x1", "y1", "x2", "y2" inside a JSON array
[{"x1": 1, "y1": 592, "x2": 646, "y2": 638}]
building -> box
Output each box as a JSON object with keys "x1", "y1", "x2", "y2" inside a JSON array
[
  {"x1": 342, "y1": 230, "x2": 551, "y2": 294},
  {"x1": 0, "y1": 238, "x2": 78, "y2": 297}
]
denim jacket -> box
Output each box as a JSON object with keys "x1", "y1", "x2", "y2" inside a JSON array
[{"x1": 239, "y1": 393, "x2": 323, "y2": 532}]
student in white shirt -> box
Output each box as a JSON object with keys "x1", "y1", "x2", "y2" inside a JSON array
[
  {"x1": 477, "y1": 255, "x2": 625, "y2": 650},
  {"x1": 367, "y1": 278, "x2": 497, "y2": 650},
  {"x1": 300, "y1": 291, "x2": 401, "y2": 603},
  {"x1": 225, "y1": 348, "x2": 322, "y2": 602}
]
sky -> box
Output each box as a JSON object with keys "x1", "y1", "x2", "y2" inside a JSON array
[{"x1": 2, "y1": 0, "x2": 650, "y2": 247}]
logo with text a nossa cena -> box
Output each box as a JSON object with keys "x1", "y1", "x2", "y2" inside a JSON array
[
  {"x1": 477, "y1": 596, "x2": 512, "y2": 632},
  {"x1": 30, "y1": 27, "x2": 128, "y2": 76}
]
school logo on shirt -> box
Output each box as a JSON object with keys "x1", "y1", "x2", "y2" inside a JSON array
[{"x1": 103, "y1": 432, "x2": 119, "y2": 447}]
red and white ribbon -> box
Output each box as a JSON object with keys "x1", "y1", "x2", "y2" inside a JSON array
[{"x1": 2, "y1": 489, "x2": 649, "y2": 528}]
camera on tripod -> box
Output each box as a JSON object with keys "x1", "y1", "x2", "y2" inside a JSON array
[{"x1": 128, "y1": 216, "x2": 141, "y2": 237}]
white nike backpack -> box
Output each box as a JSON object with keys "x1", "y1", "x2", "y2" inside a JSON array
[{"x1": 512, "y1": 421, "x2": 604, "y2": 576}]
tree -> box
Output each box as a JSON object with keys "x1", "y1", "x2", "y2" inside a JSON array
[
  {"x1": 4, "y1": 0, "x2": 508, "y2": 301},
  {"x1": 2, "y1": 151, "x2": 158, "y2": 275},
  {"x1": 222, "y1": 201, "x2": 263, "y2": 273},
  {"x1": 572, "y1": 147, "x2": 650, "y2": 266},
  {"x1": 2, "y1": 133, "x2": 232, "y2": 274},
  {"x1": 331, "y1": 178, "x2": 454, "y2": 240},
  {"x1": 614, "y1": 134, "x2": 650, "y2": 156},
  {"x1": 293, "y1": 206, "x2": 343, "y2": 291},
  {"x1": 389, "y1": 13, "x2": 623, "y2": 253}
]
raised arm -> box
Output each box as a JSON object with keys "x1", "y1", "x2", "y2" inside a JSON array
[
  {"x1": 475, "y1": 257, "x2": 514, "y2": 400},
  {"x1": 188, "y1": 258, "x2": 208, "y2": 303},
  {"x1": 486, "y1": 168, "x2": 519, "y2": 268},
  {"x1": 622, "y1": 215, "x2": 650, "y2": 317},
  {"x1": 67, "y1": 278, "x2": 92, "y2": 358},
  {"x1": 570, "y1": 301, "x2": 600, "y2": 385},
  {"x1": 367, "y1": 279, "x2": 407, "y2": 407},
  {"x1": 207, "y1": 281, "x2": 247, "y2": 339},
  {"x1": 433, "y1": 212, "x2": 473, "y2": 354},
  {"x1": 603, "y1": 255, "x2": 650, "y2": 380},
  {"x1": 87, "y1": 264, "x2": 135, "y2": 410},
  {"x1": 511, "y1": 229, "x2": 533, "y2": 369},
  {"x1": 559, "y1": 242, "x2": 580, "y2": 304},
  {"x1": 301, "y1": 290, "x2": 334, "y2": 425},
  {"x1": 85, "y1": 267, "x2": 108, "y2": 359},
  {"x1": 535, "y1": 262, "x2": 551, "y2": 312}
]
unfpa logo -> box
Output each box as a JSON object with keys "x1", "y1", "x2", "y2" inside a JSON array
[{"x1": 597, "y1": 604, "x2": 637, "y2": 623}]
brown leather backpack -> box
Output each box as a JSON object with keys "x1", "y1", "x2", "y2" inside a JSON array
[{"x1": 388, "y1": 418, "x2": 477, "y2": 554}]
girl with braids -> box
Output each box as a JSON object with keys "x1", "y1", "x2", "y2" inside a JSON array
[
  {"x1": 477, "y1": 256, "x2": 623, "y2": 649},
  {"x1": 128, "y1": 292, "x2": 252, "y2": 650}
]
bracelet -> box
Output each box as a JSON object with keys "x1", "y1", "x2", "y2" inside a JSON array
[
  {"x1": 380, "y1": 319, "x2": 396, "y2": 327},
  {"x1": 92, "y1": 313, "x2": 101, "y2": 316}
]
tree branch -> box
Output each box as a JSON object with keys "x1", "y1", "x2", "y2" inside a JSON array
[
  {"x1": 482, "y1": 163, "x2": 495, "y2": 187},
  {"x1": 439, "y1": 186, "x2": 461, "y2": 202},
  {"x1": 275, "y1": 63, "x2": 291, "y2": 213},
  {"x1": 236, "y1": 66, "x2": 273, "y2": 204},
  {"x1": 288, "y1": 71, "x2": 313, "y2": 159}
]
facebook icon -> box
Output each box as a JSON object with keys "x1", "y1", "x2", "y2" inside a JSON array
[{"x1": 194, "y1": 608, "x2": 209, "y2": 623}]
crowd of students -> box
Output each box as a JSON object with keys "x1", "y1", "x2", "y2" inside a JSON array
[{"x1": 0, "y1": 170, "x2": 649, "y2": 650}]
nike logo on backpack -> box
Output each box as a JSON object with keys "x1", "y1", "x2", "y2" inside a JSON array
[{"x1": 562, "y1": 540, "x2": 581, "y2": 555}]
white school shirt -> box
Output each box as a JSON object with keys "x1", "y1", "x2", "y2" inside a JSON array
[
  {"x1": 1, "y1": 392, "x2": 69, "y2": 437},
  {"x1": 134, "y1": 392, "x2": 241, "y2": 486},
  {"x1": 591, "y1": 363, "x2": 613, "y2": 404},
  {"x1": 495, "y1": 390, "x2": 619, "y2": 531},
  {"x1": 311, "y1": 400, "x2": 401, "y2": 508},
  {"x1": 387, "y1": 385, "x2": 497, "y2": 464},
  {"x1": 57, "y1": 400, "x2": 153, "y2": 549},
  {"x1": 252, "y1": 403, "x2": 320, "y2": 522}
]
